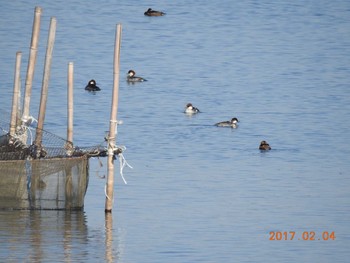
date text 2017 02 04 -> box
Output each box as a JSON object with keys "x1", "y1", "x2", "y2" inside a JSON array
[{"x1": 269, "y1": 231, "x2": 336, "y2": 241}]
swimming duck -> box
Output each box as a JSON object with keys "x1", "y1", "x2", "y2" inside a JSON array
[
  {"x1": 184, "y1": 103, "x2": 200, "y2": 114},
  {"x1": 85, "y1": 79, "x2": 101, "y2": 91},
  {"x1": 259, "y1": 141, "x2": 271, "y2": 151},
  {"x1": 144, "y1": 8, "x2": 166, "y2": 16},
  {"x1": 127, "y1": 70, "x2": 147, "y2": 82},
  {"x1": 215, "y1": 117, "x2": 239, "y2": 128}
]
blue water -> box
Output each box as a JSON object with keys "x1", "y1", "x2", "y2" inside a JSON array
[{"x1": 1, "y1": 0, "x2": 350, "y2": 262}]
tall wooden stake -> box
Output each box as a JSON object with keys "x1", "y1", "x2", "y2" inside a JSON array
[
  {"x1": 67, "y1": 62, "x2": 74, "y2": 144},
  {"x1": 10, "y1": 52, "x2": 22, "y2": 136},
  {"x1": 34, "y1": 17, "x2": 57, "y2": 151},
  {"x1": 105, "y1": 24, "x2": 122, "y2": 213},
  {"x1": 22, "y1": 6, "x2": 42, "y2": 121},
  {"x1": 65, "y1": 62, "x2": 74, "y2": 206}
]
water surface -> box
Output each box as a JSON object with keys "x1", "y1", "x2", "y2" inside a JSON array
[{"x1": 1, "y1": 1, "x2": 350, "y2": 262}]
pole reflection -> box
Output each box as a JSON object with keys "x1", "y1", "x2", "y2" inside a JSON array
[
  {"x1": 105, "y1": 212, "x2": 114, "y2": 263},
  {"x1": 0, "y1": 208, "x2": 124, "y2": 261}
]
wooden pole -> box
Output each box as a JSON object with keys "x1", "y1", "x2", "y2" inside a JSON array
[
  {"x1": 10, "y1": 52, "x2": 22, "y2": 136},
  {"x1": 34, "y1": 17, "x2": 57, "y2": 151},
  {"x1": 65, "y1": 62, "x2": 74, "y2": 201},
  {"x1": 22, "y1": 6, "x2": 42, "y2": 121},
  {"x1": 105, "y1": 24, "x2": 122, "y2": 213},
  {"x1": 67, "y1": 62, "x2": 74, "y2": 143},
  {"x1": 16, "y1": 75, "x2": 22, "y2": 127}
]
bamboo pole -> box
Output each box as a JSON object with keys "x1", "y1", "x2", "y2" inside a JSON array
[
  {"x1": 10, "y1": 51, "x2": 22, "y2": 136},
  {"x1": 105, "y1": 24, "x2": 122, "y2": 213},
  {"x1": 67, "y1": 62, "x2": 74, "y2": 143},
  {"x1": 16, "y1": 75, "x2": 22, "y2": 127},
  {"x1": 22, "y1": 6, "x2": 42, "y2": 121},
  {"x1": 34, "y1": 17, "x2": 57, "y2": 152}
]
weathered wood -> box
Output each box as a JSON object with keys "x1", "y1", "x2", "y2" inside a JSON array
[
  {"x1": 67, "y1": 62, "x2": 74, "y2": 143},
  {"x1": 10, "y1": 52, "x2": 22, "y2": 136},
  {"x1": 35, "y1": 17, "x2": 57, "y2": 151},
  {"x1": 105, "y1": 24, "x2": 122, "y2": 213},
  {"x1": 22, "y1": 6, "x2": 42, "y2": 121}
]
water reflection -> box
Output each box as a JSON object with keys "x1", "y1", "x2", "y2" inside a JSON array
[
  {"x1": 1, "y1": 210, "x2": 87, "y2": 261},
  {"x1": 0, "y1": 210, "x2": 123, "y2": 262},
  {"x1": 105, "y1": 213, "x2": 115, "y2": 263}
]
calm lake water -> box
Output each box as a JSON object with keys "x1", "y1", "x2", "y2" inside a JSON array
[{"x1": 1, "y1": 0, "x2": 350, "y2": 262}]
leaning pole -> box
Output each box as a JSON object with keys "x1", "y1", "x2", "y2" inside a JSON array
[{"x1": 105, "y1": 23, "x2": 122, "y2": 213}]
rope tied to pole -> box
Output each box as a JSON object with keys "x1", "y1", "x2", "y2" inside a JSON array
[
  {"x1": 21, "y1": 115, "x2": 38, "y2": 127},
  {"x1": 9, "y1": 115, "x2": 39, "y2": 146},
  {"x1": 104, "y1": 184, "x2": 113, "y2": 202},
  {"x1": 105, "y1": 23, "x2": 122, "y2": 212},
  {"x1": 115, "y1": 146, "x2": 133, "y2": 184},
  {"x1": 105, "y1": 119, "x2": 133, "y2": 184}
]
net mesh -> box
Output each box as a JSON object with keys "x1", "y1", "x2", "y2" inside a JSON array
[
  {"x1": 0, "y1": 156, "x2": 89, "y2": 210},
  {"x1": 0, "y1": 109, "x2": 106, "y2": 210},
  {"x1": 0, "y1": 109, "x2": 107, "y2": 160}
]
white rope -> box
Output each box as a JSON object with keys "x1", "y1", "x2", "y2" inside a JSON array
[
  {"x1": 109, "y1": 119, "x2": 123, "y2": 136},
  {"x1": 106, "y1": 119, "x2": 132, "y2": 184},
  {"x1": 11, "y1": 115, "x2": 38, "y2": 145},
  {"x1": 10, "y1": 125, "x2": 33, "y2": 146},
  {"x1": 117, "y1": 150, "x2": 133, "y2": 184},
  {"x1": 105, "y1": 119, "x2": 123, "y2": 143},
  {"x1": 109, "y1": 119, "x2": 118, "y2": 136},
  {"x1": 107, "y1": 145, "x2": 133, "y2": 185},
  {"x1": 104, "y1": 184, "x2": 114, "y2": 203},
  {"x1": 21, "y1": 115, "x2": 37, "y2": 127},
  {"x1": 27, "y1": 126, "x2": 34, "y2": 145}
]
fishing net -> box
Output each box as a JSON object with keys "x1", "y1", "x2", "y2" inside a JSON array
[
  {"x1": 0, "y1": 109, "x2": 107, "y2": 160},
  {"x1": 0, "y1": 109, "x2": 108, "y2": 210},
  {"x1": 0, "y1": 156, "x2": 89, "y2": 210}
]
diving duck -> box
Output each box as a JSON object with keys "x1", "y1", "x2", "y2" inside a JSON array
[
  {"x1": 85, "y1": 79, "x2": 101, "y2": 91},
  {"x1": 259, "y1": 141, "x2": 271, "y2": 151},
  {"x1": 144, "y1": 8, "x2": 166, "y2": 16},
  {"x1": 215, "y1": 117, "x2": 239, "y2": 128},
  {"x1": 184, "y1": 103, "x2": 200, "y2": 114},
  {"x1": 127, "y1": 70, "x2": 147, "y2": 82}
]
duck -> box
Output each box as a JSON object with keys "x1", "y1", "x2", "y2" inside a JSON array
[
  {"x1": 85, "y1": 79, "x2": 101, "y2": 91},
  {"x1": 144, "y1": 8, "x2": 166, "y2": 16},
  {"x1": 184, "y1": 103, "x2": 200, "y2": 114},
  {"x1": 259, "y1": 141, "x2": 271, "y2": 151},
  {"x1": 127, "y1": 70, "x2": 147, "y2": 82},
  {"x1": 215, "y1": 117, "x2": 239, "y2": 128}
]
